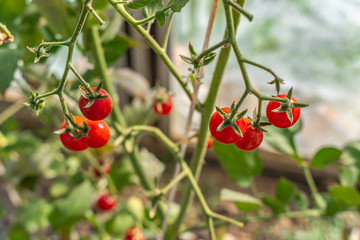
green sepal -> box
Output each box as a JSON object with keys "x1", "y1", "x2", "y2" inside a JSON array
[
  {"x1": 286, "y1": 87, "x2": 293, "y2": 100},
  {"x1": 215, "y1": 106, "x2": 228, "y2": 119},
  {"x1": 285, "y1": 109, "x2": 293, "y2": 123},
  {"x1": 234, "y1": 109, "x2": 247, "y2": 122},
  {"x1": 200, "y1": 52, "x2": 216, "y2": 66},
  {"x1": 292, "y1": 102, "x2": 309, "y2": 108},
  {"x1": 53, "y1": 128, "x2": 69, "y2": 135},
  {"x1": 85, "y1": 98, "x2": 96, "y2": 108},
  {"x1": 268, "y1": 77, "x2": 285, "y2": 94},
  {"x1": 180, "y1": 55, "x2": 193, "y2": 64},
  {"x1": 24, "y1": 91, "x2": 45, "y2": 115},
  {"x1": 188, "y1": 42, "x2": 197, "y2": 59},
  {"x1": 231, "y1": 123, "x2": 243, "y2": 137},
  {"x1": 94, "y1": 80, "x2": 104, "y2": 95}
]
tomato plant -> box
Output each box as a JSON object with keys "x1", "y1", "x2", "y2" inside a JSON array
[
  {"x1": 92, "y1": 158, "x2": 111, "y2": 178},
  {"x1": 79, "y1": 87, "x2": 113, "y2": 120},
  {"x1": 81, "y1": 120, "x2": 110, "y2": 148},
  {"x1": 266, "y1": 94, "x2": 301, "y2": 128},
  {"x1": 59, "y1": 116, "x2": 88, "y2": 151},
  {"x1": 209, "y1": 107, "x2": 242, "y2": 144},
  {"x1": 96, "y1": 192, "x2": 117, "y2": 211},
  {"x1": 234, "y1": 118, "x2": 264, "y2": 151}
]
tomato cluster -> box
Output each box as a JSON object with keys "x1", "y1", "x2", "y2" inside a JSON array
[
  {"x1": 266, "y1": 94, "x2": 300, "y2": 128},
  {"x1": 59, "y1": 88, "x2": 112, "y2": 151},
  {"x1": 209, "y1": 107, "x2": 263, "y2": 151}
]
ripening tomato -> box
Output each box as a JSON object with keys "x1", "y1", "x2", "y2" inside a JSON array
[
  {"x1": 266, "y1": 94, "x2": 300, "y2": 128},
  {"x1": 79, "y1": 88, "x2": 113, "y2": 120},
  {"x1": 59, "y1": 116, "x2": 88, "y2": 151},
  {"x1": 153, "y1": 92, "x2": 173, "y2": 115},
  {"x1": 126, "y1": 227, "x2": 145, "y2": 240},
  {"x1": 81, "y1": 120, "x2": 110, "y2": 148},
  {"x1": 209, "y1": 107, "x2": 242, "y2": 144},
  {"x1": 206, "y1": 137, "x2": 214, "y2": 149},
  {"x1": 234, "y1": 118, "x2": 263, "y2": 151},
  {"x1": 92, "y1": 158, "x2": 111, "y2": 178},
  {"x1": 96, "y1": 192, "x2": 117, "y2": 211}
]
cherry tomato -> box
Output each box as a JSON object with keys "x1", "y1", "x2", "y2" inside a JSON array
[
  {"x1": 81, "y1": 120, "x2": 110, "y2": 148},
  {"x1": 96, "y1": 192, "x2": 117, "y2": 211},
  {"x1": 126, "y1": 227, "x2": 145, "y2": 240},
  {"x1": 234, "y1": 118, "x2": 263, "y2": 151},
  {"x1": 59, "y1": 116, "x2": 88, "y2": 151},
  {"x1": 92, "y1": 158, "x2": 111, "y2": 178},
  {"x1": 153, "y1": 92, "x2": 173, "y2": 115},
  {"x1": 266, "y1": 94, "x2": 300, "y2": 128},
  {"x1": 206, "y1": 137, "x2": 214, "y2": 149},
  {"x1": 79, "y1": 88, "x2": 112, "y2": 120},
  {"x1": 209, "y1": 107, "x2": 242, "y2": 144}
]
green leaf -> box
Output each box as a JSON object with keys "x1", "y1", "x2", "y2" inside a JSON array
[
  {"x1": 101, "y1": 14, "x2": 124, "y2": 43},
  {"x1": 220, "y1": 188, "x2": 263, "y2": 213},
  {"x1": 33, "y1": 0, "x2": 75, "y2": 38},
  {"x1": 341, "y1": 142, "x2": 360, "y2": 168},
  {"x1": 127, "y1": 0, "x2": 153, "y2": 9},
  {"x1": 155, "y1": 10, "x2": 166, "y2": 26},
  {"x1": 49, "y1": 181, "x2": 94, "y2": 229},
  {"x1": 294, "y1": 191, "x2": 308, "y2": 211},
  {"x1": 213, "y1": 141, "x2": 262, "y2": 187},
  {"x1": 329, "y1": 185, "x2": 360, "y2": 207},
  {"x1": 167, "y1": 0, "x2": 190, "y2": 12},
  {"x1": 110, "y1": 157, "x2": 139, "y2": 192},
  {"x1": 9, "y1": 230, "x2": 30, "y2": 240},
  {"x1": 143, "y1": 0, "x2": 163, "y2": 18},
  {"x1": 339, "y1": 165, "x2": 358, "y2": 188},
  {"x1": 262, "y1": 196, "x2": 285, "y2": 215},
  {"x1": 16, "y1": 199, "x2": 52, "y2": 232},
  {"x1": 311, "y1": 147, "x2": 342, "y2": 169},
  {"x1": 103, "y1": 35, "x2": 133, "y2": 66},
  {"x1": 0, "y1": 0, "x2": 26, "y2": 23},
  {"x1": 264, "y1": 120, "x2": 302, "y2": 160},
  {"x1": 276, "y1": 177, "x2": 296, "y2": 205},
  {"x1": 0, "y1": 49, "x2": 22, "y2": 94},
  {"x1": 49, "y1": 182, "x2": 69, "y2": 198}
]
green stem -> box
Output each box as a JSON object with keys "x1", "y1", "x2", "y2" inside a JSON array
[
  {"x1": 226, "y1": 0, "x2": 253, "y2": 21},
  {"x1": 89, "y1": 26, "x2": 127, "y2": 127},
  {"x1": 165, "y1": 2, "x2": 246, "y2": 239},
  {"x1": 162, "y1": 12, "x2": 174, "y2": 50},
  {"x1": 107, "y1": 0, "x2": 201, "y2": 110},
  {"x1": 68, "y1": 64, "x2": 96, "y2": 98},
  {"x1": 301, "y1": 161, "x2": 325, "y2": 208},
  {"x1": 195, "y1": 38, "x2": 231, "y2": 62},
  {"x1": 242, "y1": 58, "x2": 279, "y2": 79},
  {"x1": 160, "y1": 170, "x2": 187, "y2": 195}
]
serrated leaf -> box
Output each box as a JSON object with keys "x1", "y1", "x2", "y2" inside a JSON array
[
  {"x1": 0, "y1": 49, "x2": 22, "y2": 94},
  {"x1": 329, "y1": 185, "x2": 360, "y2": 207},
  {"x1": 167, "y1": 0, "x2": 190, "y2": 12},
  {"x1": 220, "y1": 188, "x2": 262, "y2": 213},
  {"x1": 276, "y1": 177, "x2": 295, "y2": 205},
  {"x1": 143, "y1": 0, "x2": 163, "y2": 18},
  {"x1": 155, "y1": 10, "x2": 166, "y2": 26},
  {"x1": 213, "y1": 141, "x2": 262, "y2": 187},
  {"x1": 262, "y1": 196, "x2": 285, "y2": 215},
  {"x1": 127, "y1": 0, "x2": 153, "y2": 9},
  {"x1": 311, "y1": 147, "x2": 342, "y2": 169}
]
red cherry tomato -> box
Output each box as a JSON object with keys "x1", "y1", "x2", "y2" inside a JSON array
[
  {"x1": 92, "y1": 158, "x2": 111, "y2": 178},
  {"x1": 153, "y1": 93, "x2": 173, "y2": 115},
  {"x1": 234, "y1": 118, "x2": 263, "y2": 151},
  {"x1": 209, "y1": 107, "x2": 242, "y2": 144},
  {"x1": 96, "y1": 192, "x2": 117, "y2": 211},
  {"x1": 266, "y1": 94, "x2": 301, "y2": 128},
  {"x1": 81, "y1": 120, "x2": 110, "y2": 148},
  {"x1": 79, "y1": 88, "x2": 113, "y2": 120},
  {"x1": 206, "y1": 137, "x2": 214, "y2": 149},
  {"x1": 126, "y1": 227, "x2": 145, "y2": 240},
  {"x1": 59, "y1": 116, "x2": 88, "y2": 151}
]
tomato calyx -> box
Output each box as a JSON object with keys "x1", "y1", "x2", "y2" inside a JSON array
[
  {"x1": 271, "y1": 88, "x2": 308, "y2": 123},
  {"x1": 248, "y1": 109, "x2": 271, "y2": 132},
  {"x1": 54, "y1": 114, "x2": 90, "y2": 140},
  {"x1": 79, "y1": 81, "x2": 109, "y2": 108},
  {"x1": 26, "y1": 42, "x2": 52, "y2": 63},
  {"x1": 24, "y1": 91, "x2": 45, "y2": 116},
  {"x1": 215, "y1": 105, "x2": 247, "y2": 138},
  {"x1": 180, "y1": 42, "x2": 216, "y2": 69},
  {"x1": 267, "y1": 76, "x2": 285, "y2": 95}
]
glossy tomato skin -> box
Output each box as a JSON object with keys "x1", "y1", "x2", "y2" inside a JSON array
[
  {"x1": 59, "y1": 116, "x2": 88, "y2": 151},
  {"x1": 266, "y1": 94, "x2": 300, "y2": 128},
  {"x1": 209, "y1": 107, "x2": 242, "y2": 144},
  {"x1": 206, "y1": 137, "x2": 214, "y2": 149},
  {"x1": 79, "y1": 88, "x2": 112, "y2": 120},
  {"x1": 234, "y1": 118, "x2": 263, "y2": 151},
  {"x1": 153, "y1": 93, "x2": 173, "y2": 115},
  {"x1": 96, "y1": 193, "x2": 117, "y2": 211},
  {"x1": 126, "y1": 227, "x2": 145, "y2": 240},
  {"x1": 81, "y1": 120, "x2": 110, "y2": 148}
]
